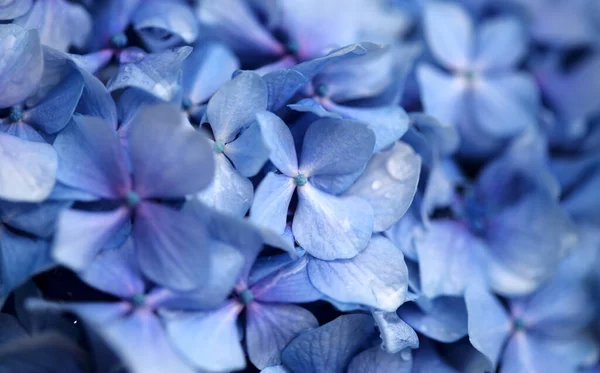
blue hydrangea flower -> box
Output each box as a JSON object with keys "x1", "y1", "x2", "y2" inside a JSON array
[
  {"x1": 251, "y1": 111, "x2": 376, "y2": 260},
  {"x1": 52, "y1": 104, "x2": 215, "y2": 290},
  {"x1": 0, "y1": 0, "x2": 33, "y2": 21},
  {"x1": 417, "y1": 1, "x2": 539, "y2": 156}
]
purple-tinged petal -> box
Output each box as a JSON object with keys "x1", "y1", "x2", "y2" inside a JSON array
[
  {"x1": 128, "y1": 103, "x2": 214, "y2": 199},
  {"x1": 250, "y1": 173, "x2": 295, "y2": 235},
  {"x1": 165, "y1": 300, "x2": 245, "y2": 372},
  {"x1": 182, "y1": 42, "x2": 239, "y2": 105},
  {"x1": 247, "y1": 303, "x2": 318, "y2": 369},
  {"x1": 0, "y1": 132, "x2": 57, "y2": 202},
  {"x1": 252, "y1": 256, "x2": 322, "y2": 303},
  {"x1": 294, "y1": 183, "x2": 373, "y2": 260},
  {"x1": 132, "y1": 0, "x2": 198, "y2": 49},
  {"x1": 53, "y1": 117, "x2": 130, "y2": 199},
  {"x1": 423, "y1": 1, "x2": 474, "y2": 70},
  {"x1": 207, "y1": 71, "x2": 267, "y2": 143},
  {"x1": 197, "y1": 0, "x2": 284, "y2": 59},
  {"x1": 344, "y1": 141, "x2": 421, "y2": 232},
  {"x1": 226, "y1": 122, "x2": 269, "y2": 177},
  {"x1": 134, "y1": 202, "x2": 210, "y2": 291},
  {"x1": 0, "y1": 0, "x2": 32, "y2": 20},
  {"x1": 308, "y1": 235, "x2": 407, "y2": 311},
  {"x1": 399, "y1": 296, "x2": 468, "y2": 343},
  {"x1": 323, "y1": 102, "x2": 409, "y2": 152},
  {"x1": 474, "y1": 17, "x2": 527, "y2": 71},
  {"x1": 299, "y1": 118, "x2": 375, "y2": 177},
  {"x1": 348, "y1": 346, "x2": 412, "y2": 373},
  {"x1": 473, "y1": 73, "x2": 539, "y2": 137},
  {"x1": 416, "y1": 64, "x2": 466, "y2": 127},
  {"x1": 107, "y1": 47, "x2": 192, "y2": 101},
  {"x1": 0, "y1": 230, "x2": 52, "y2": 299},
  {"x1": 372, "y1": 310, "x2": 419, "y2": 353},
  {"x1": 255, "y1": 111, "x2": 298, "y2": 176},
  {"x1": 416, "y1": 221, "x2": 489, "y2": 298},
  {"x1": 195, "y1": 154, "x2": 253, "y2": 217},
  {"x1": 79, "y1": 239, "x2": 144, "y2": 299},
  {"x1": 0, "y1": 24, "x2": 43, "y2": 108},
  {"x1": 52, "y1": 207, "x2": 130, "y2": 271},
  {"x1": 25, "y1": 68, "x2": 84, "y2": 134},
  {"x1": 281, "y1": 314, "x2": 376, "y2": 373},
  {"x1": 464, "y1": 286, "x2": 512, "y2": 372}
]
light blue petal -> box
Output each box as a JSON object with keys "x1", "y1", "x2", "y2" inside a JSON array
[
  {"x1": 0, "y1": 231, "x2": 52, "y2": 299},
  {"x1": 247, "y1": 303, "x2": 318, "y2": 369},
  {"x1": 53, "y1": 117, "x2": 130, "y2": 199},
  {"x1": 52, "y1": 207, "x2": 131, "y2": 271},
  {"x1": 299, "y1": 118, "x2": 375, "y2": 177},
  {"x1": 255, "y1": 111, "x2": 298, "y2": 176},
  {"x1": 263, "y1": 69, "x2": 308, "y2": 111},
  {"x1": 308, "y1": 235, "x2": 407, "y2": 311},
  {"x1": 252, "y1": 256, "x2": 322, "y2": 303},
  {"x1": 134, "y1": 202, "x2": 210, "y2": 291},
  {"x1": 165, "y1": 300, "x2": 246, "y2": 372},
  {"x1": 182, "y1": 42, "x2": 239, "y2": 105},
  {"x1": 501, "y1": 333, "x2": 574, "y2": 373},
  {"x1": 473, "y1": 73, "x2": 539, "y2": 137},
  {"x1": 0, "y1": 200, "x2": 70, "y2": 238},
  {"x1": 423, "y1": 1, "x2": 474, "y2": 70},
  {"x1": 79, "y1": 239, "x2": 144, "y2": 299},
  {"x1": 416, "y1": 221, "x2": 489, "y2": 298},
  {"x1": 372, "y1": 310, "x2": 419, "y2": 353},
  {"x1": 207, "y1": 71, "x2": 268, "y2": 143},
  {"x1": 344, "y1": 141, "x2": 421, "y2": 232},
  {"x1": 0, "y1": 121, "x2": 44, "y2": 142},
  {"x1": 294, "y1": 183, "x2": 373, "y2": 260},
  {"x1": 87, "y1": 0, "x2": 140, "y2": 50},
  {"x1": 14, "y1": 0, "x2": 91, "y2": 52},
  {"x1": 293, "y1": 43, "x2": 369, "y2": 81},
  {"x1": 464, "y1": 286, "x2": 512, "y2": 372},
  {"x1": 261, "y1": 366, "x2": 290, "y2": 373},
  {"x1": 416, "y1": 64, "x2": 466, "y2": 127},
  {"x1": 475, "y1": 17, "x2": 527, "y2": 70},
  {"x1": 288, "y1": 98, "x2": 341, "y2": 118},
  {"x1": 0, "y1": 24, "x2": 43, "y2": 108},
  {"x1": 128, "y1": 103, "x2": 214, "y2": 199},
  {"x1": 75, "y1": 64, "x2": 118, "y2": 127},
  {"x1": 323, "y1": 102, "x2": 409, "y2": 152},
  {"x1": 398, "y1": 296, "x2": 468, "y2": 343},
  {"x1": 0, "y1": 0, "x2": 32, "y2": 20},
  {"x1": 132, "y1": 0, "x2": 198, "y2": 49},
  {"x1": 347, "y1": 346, "x2": 412, "y2": 373},
  {"x1": 281, "y1": 314, "x2": 376, "y2": 373},
  {"x1": 250, "y1": 172, "x2": 295, "y2": 235},
  {"x1": 0, "y1": 132, "x2": 57, "y2": 202},
  {"x1": 196, "y1": 154, "x2": 253, "y2": 217},
  {"x1": 26, "y1": 67, "x2": 84, "y2": 134},
  {"x1": 226, "y1": 122, "x2": 269, "y2": 177},
  {"x1": 107, "y1": 47, "x2": 192, "y2": 101}
]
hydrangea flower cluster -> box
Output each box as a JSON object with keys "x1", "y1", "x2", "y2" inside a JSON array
[{"x1": 0, "y1": 0, "x2": 598, "y2": 372}]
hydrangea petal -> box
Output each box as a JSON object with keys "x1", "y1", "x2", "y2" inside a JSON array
[
  {"x1": 226, "y1": 122, "x2": 269, "y2": 177},
  {"x1": 372, "y1": 310, "x2": 419, "y2": 353},
  {"x1": 501, "y1": 333, "x2": 573, "y2": 373},
  {"x1": 132, "y1": 0, "x2": 198, "y2": 48},
  {"x1": 416, "y1": 64, "x2": 466, "y2": 127},
  {"x1": 399, "y1": 296, "x2": 468, "y2": 343},
  {"x1": 255, "y1": 111, "x2": 298, "y2": 176},
  {"x1": 250, "y1": 173, "x2": 295, "y2": 235},
  {"x1": 308, "y1": 235, "x2": 407, "y2": 311},
  {"x1": 474, "y1": 17, "x2": 527, "y2": 71},
  {"x1": 252, "y1": 256, "x2": 322, "y2": 303},
  {"x1": 263, "y1": 69, "x2": 308, "y2": 111},
  {"x1": 294, "y1": 183, "x2": 373, "y2": 260},
  {"x1": 247, "y1": 303, "x2": 318, "y2": 369},
  {"x1": 347, "y1": 346, "x2": 412, "y2": 373},
  {"x1": 0, "y1": 0, "x2": 32, "y2": 20}
]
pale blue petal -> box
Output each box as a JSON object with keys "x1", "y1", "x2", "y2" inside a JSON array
[
  {"x1": 475, "y1": 17, "x2": 527, "y2": 71},
  {"x1": 252, "y1": 256, "x2": 322, "y2": 303},
  {"x1": 132, "y1": 0, "x2": 198, "y2": 49},
  {"x1": 0, "y1": 132, "x2": 57, "y2": 202},
  {"x1": 308, "y1": 235, "x2": 407, "y2": 311},
  {"x1": 423, "y1": 1, "x2": 474, "y2": 70},
  {"x1": 250, "y1": 173, "x2": 295, "y2": 235},
  {"x1": 165, "y1": 300, "x2": 246, "y2": 372},
  {"x1": 501, "y1": 333, "x2": 574, "y2": 373},
  {"x1": 75, "y1": 66, "x2": 118, "y2": 127},
  {"x1": 288, "y1": 98, "x2": 341, "y2": 119},
  {"x1": 416, "y1": 64, "x2": 466, "y2": 127},
  {"x1": 0, "y1": 0, "x2": 32, "y2": 20},
  {"x1": 398, "y1": 296, "x2": 468, "y2": 343},
  {"x1": 226, "y1": 122, "x2": 269, "y2": 177},
  {"x1": 207, "y1": 71, "x2": 268, "y2": 143},
  {"x1": 0, "y1": 24, "x2": 43, "y2": 108},
  {"x1": 344, "y1": 142, "x2": 421, "y2": 232},
  {"x1": 372, "y1": 310, "x2": 419, "y2": 353},
  {"x1": 246, "y1": 303, "x2": 318, "y2": 369},
  {"x1": 263, "y1": 69, "x2": 308, "y2": 111},
  {"x1": 294, "y1": 183, "x2": 373, "y2": 260},
  {"x1": 293, "y1": 43, "x2": 369, "y2": 81},
  {"x1": 281, "y1": 314, "x2": 376, "y2": 373},
  {"x1": 52, "y1": 207, "x2": 131, "y2": 271},
  {"x1": 255, "y1": 111, "x2": 298, "y2": 176}
]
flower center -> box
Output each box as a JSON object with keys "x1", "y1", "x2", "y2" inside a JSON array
[
  {"x1": 125, "y1": 191, "x2": 141, "y2": 208},
  {"x1": 110, "y1": 33, "x2": 128, "y2": 49},
  {"x1": 130, "y1": 293, "x2": 145, "y2": 307},
  {"x1": 513, "y1": 318, "x2": 526, "y2": 331},
  {"x1": 294, "y1": 173, "x2": 307, "y2": 186},
  {"x1": 285, "y1": 40, "x2": 299, "y2": 55},
  {"x1": 315, "y1": 83, "x2": 329, "y2": 98},
  {"x1": 214, "y1": 141, "x2": 225, "y2": 153},
  {"x1": 239, "y1": 289, "x2": 254, "y2": 305},
  {"x1": 181, "y1": 97, "x2": 192, "y2": 111},
  {"x1": 8, "y1": 107, "x2": 22, "y2": 123},
  {"x1": 463, "y1": 69, "x2": 478, "y2": 82}
]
